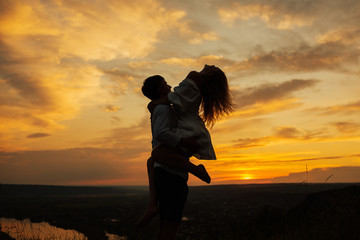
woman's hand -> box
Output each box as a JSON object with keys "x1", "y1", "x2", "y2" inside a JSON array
[
  {"x1": 186, "y1": 71, "x2": 200, "y2": 80},
  {"x1": 147, "y1": 96, "x2": 170, "y2": 113},
  {"x1": 187, "y1": 71, "x2": 202, "y2": 87}
]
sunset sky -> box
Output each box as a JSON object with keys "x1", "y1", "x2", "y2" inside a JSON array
[{"x1": 1, "y1": 0, "x2": 360, "y2": 186}]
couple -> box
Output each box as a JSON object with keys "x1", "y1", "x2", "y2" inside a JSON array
[{"x1": 139, "y1": 65, "x2": 233, "y2": 239}]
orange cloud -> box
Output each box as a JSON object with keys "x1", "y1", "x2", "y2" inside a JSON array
[
  {"x1": 331, "y1": 121, "x2": 360, "y2": 134},
  {"x1": 218, "y1": 3, "x2": 313, "y2": 29},
  {"x1": 27, "y1": 133, "x2": 51, "y2": 138},
  {"x1": 233, "y1": 79, "x2": 319, "y2": 109},
  {"x1": 0, "y1": 0, "x2": 190, "y2": 61},
  {"x1": 229, "y1": 126, "x2": 324, "y2": 150},
  {"x1": 308, "y1": 100, "x2": 360, "y2": 116},
  {"x1": 317, "y1": 26, "x2": 360, "y2": 45},
  {"x1": 86, "y1": 116, "x2": 151, "y2": 149},
  {"x1": 228, "y1": 42, "x2": 360, "y2": 73},
  {"x1": 101, "y1": 105, "x2": 121, "y2": 113},
  {"x1": 161, "y1": 55, "x2": 233, "y2": 68},
  {"x1": 0, "y1": 116, "x2": 153, "y2": 184},
  {"x1": 99, "y1": 68, "x2": 142, "y2": 96},
  {"x1": 0, "y1": 148, "x2": 148, "y2": 185},
  {"x1": 2, "y1": 0, "x2": 215, "y2": 150},
  {"x1": 227, "y1": 79, "x2": 318, "y2": 118},
  {"x1": 231, "y1": 99, "x2": 302, "y2": 118}
]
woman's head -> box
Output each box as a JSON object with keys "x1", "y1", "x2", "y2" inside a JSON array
[{"x1": 198, "y1": 65, "x2": 234, "y2": 127}]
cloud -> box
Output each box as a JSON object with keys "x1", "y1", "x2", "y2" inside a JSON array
[
  {"x1": 213, "y1": 151, "x2": 360, "y2": 167},
  {"x1": 111, "y1": 116, "x2": 122, "y2": 124},
  {"x1": 0, "y1": 1, "x2": 102, "y2": 133},
  {"x1": 274, "y1": 127, "x2": 302, "y2": 139},
  {"x1": 228, "y1": 42, "x2": 360, "y2": 73},
  {"x1": 161, "y1": 55, "x2": 234, "y2": 68},
  {"x1": 229, "y1": 126, "x2": 324, "y2": 150},
  {"x1": 218, "y1": 2, "x2": 313, "y2": 29},
  {"x1": 0, "y1": 148, "x2": 148, "y2": 185},
  {"x1": 233, "y1": 79, "x2": 319, "y2": 110},
  {"x1": 27, "y1": 133, "x2": 51, "y2": 138},
  {"x1": 0, "y1": 114, "x2": 151, "y2": 185},
  {"x1": 177, "y1": 25, "x2": 218, "y2": 45},
  {"x1": 100, "y1": 105, "x2": 121, "y2": 113},
  {"x1": 331, "y1": 121, "x2": 360, "y2": 134},
  {"x1": 273, "y1": 126, "x2": 324, "y2": 140},
  {"x1": 0, "y1": 56, "x2": 99, "y2": 130},
  {"x1": 99, "y1": 67, "x2": 143, "y2": 96},
  {"x1": 87, "y1": 116, "x2": 151, "y2": 150},
  {"x1": 216, "y1": 0, "x2": 360, "y2": 32},
  {"x1": 231, "y1": 99, "x2": 303, "y2": 118},
  {"x1": 0, "y1": 117, "x2": 153, "y2": 185},
  {"x1": 2, "y1": 0, "x2": 219, "y2": 149},
  {"x1": 232, "y1": 137, "x2": 270, "y2": 149},
  {"x1": 308, "y1": 100, "x2": 360, "y2": 116},
  {"x1": 317, "y1": 26, "x2": 360, "y2": 45},
  {"x1": 0, "y1": 0, "x2": 187, "y2": 61},
  {"x1": 271, "y1": 166, "x2": 360, "y2": 183}
]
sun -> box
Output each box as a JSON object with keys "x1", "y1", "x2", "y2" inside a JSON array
[{"x1": 241, "y1": 174, "x2": 252, "y2": 180}]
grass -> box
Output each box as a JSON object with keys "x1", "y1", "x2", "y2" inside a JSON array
[{"x1": 0, "y1": 218, "x2": 88, "y2": 240}]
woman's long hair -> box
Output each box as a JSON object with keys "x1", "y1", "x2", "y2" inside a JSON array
[{"x1": 199, "y1": 67, "x2": 234, "y2": 127}]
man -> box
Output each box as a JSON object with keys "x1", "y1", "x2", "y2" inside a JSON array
[{"x1": 140, "y1": 75, "x2": 191, "y2": 239}]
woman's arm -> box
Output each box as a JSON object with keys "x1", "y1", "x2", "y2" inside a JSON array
[{"x1": 147, "y1": 95, "x2": 170, "y2": 113}]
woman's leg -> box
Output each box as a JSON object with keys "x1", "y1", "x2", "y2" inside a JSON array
[
  {"x1": 152, "y1": 144, "x2": 211, "y2": 183},
  {"x1": 136, "y1": 157, "x2": 158, "y2": 227}
]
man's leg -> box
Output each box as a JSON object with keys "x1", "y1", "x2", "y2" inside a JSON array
[
  {"x1": 147, "y1": 156, "x2": 157, "y2": 210},
  {"x1": 136, "y1": 157, "x2": 158, "y2": 227},
  {"x1": 154, "y1": 167, "x2": 188, "y2": 240},
  {"x1": 158, "y1": 220, "x2": 179, "y2": 240}
]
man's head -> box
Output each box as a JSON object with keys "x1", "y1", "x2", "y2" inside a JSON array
[{"x1": 142, "y1": 75, "x2": 171, "y2": 100}]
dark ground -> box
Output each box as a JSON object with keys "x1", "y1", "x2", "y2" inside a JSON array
[{"x1": 0, "y1": 183, "x2": 360, "y2": 240}]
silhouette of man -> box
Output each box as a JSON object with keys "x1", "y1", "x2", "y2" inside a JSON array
[{"x1": 141, "y1": 75, "x2": 189, "y2": 239}]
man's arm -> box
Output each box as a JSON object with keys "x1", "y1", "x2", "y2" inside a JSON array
[{"x1": 152, "y1": 105, "x2": 181, "y2": 149}]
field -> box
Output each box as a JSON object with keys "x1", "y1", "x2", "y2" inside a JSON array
[{"x1": 1, "y1": 183, "x2": 360, "y2": 240}]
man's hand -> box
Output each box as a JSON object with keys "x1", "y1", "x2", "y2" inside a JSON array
[{"x1": 179, "y1": 136, "x2": 200, "y2": 155}]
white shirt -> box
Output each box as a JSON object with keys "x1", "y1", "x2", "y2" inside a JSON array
[{"x1": 168, "y1": 78, "x2": 216, "y2": 160}]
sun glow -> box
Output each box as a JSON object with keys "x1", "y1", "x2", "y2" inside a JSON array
[{"x1": 241, "y1": 174, "x2": 253, "y2": 180}]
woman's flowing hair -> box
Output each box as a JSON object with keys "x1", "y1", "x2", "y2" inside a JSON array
[{"x1": 200, "y1": 67, "x2": 234, "y2": 127}]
